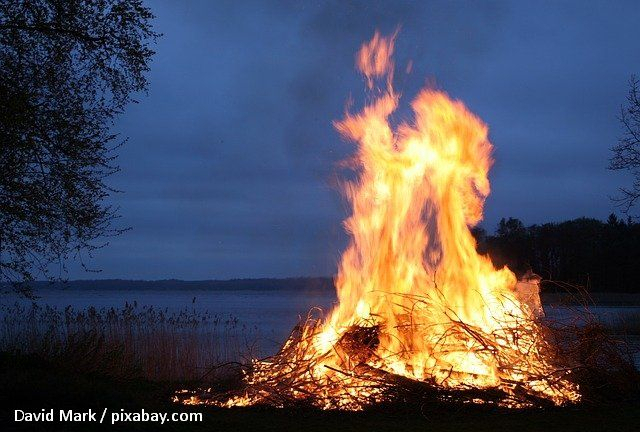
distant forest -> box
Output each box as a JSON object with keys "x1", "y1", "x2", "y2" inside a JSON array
[{"x1": 474, "y1": 215, "x2": 640, "y2": 293}]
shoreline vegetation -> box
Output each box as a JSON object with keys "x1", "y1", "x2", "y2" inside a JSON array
[{"x1": 0, "y1": 302, "x2": 259, "y2": 382}]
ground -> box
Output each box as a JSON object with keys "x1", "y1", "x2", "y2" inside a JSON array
[{"x1": 0, "y1": 351, "x2": 638, "y2": 432}]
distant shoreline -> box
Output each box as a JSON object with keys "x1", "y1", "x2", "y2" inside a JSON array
[{"x1": 1, "y1": 277, "x2": 336, "y2": 291}]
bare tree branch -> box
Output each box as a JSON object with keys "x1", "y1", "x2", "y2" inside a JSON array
[{"x1": 610, "y1": 75, "x2": 640, "y2": 214}]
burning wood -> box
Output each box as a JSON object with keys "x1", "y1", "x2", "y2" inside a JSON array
[{"x1": 177, "y1": 31, "x2": 584, "y2": 410}]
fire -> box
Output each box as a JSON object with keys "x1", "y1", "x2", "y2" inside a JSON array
[{"x1": 185, "y1": 31, "x2": 580, "y2": 409}]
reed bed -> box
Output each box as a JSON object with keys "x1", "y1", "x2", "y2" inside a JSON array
[{"x1": 0, "y1": 302, "x2": 258, "y2": 382}]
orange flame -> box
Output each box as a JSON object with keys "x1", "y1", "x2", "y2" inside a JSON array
[
  {"x1": 356, "y1": 30, "x2": 397, "y2": 89},
  {"x1": 200, "y1": 31, "x2": 580, "y2": 410}
]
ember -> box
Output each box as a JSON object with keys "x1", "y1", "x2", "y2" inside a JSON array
[{"x1": 178, "y1": 31, "x2": 581, "y2": 410}]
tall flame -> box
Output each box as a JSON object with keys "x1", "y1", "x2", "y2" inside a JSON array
[
  {"x1": 186, "y1": 31, "x2": 579, "y2": 410},
  {"x1": 323, "y1": 31, "x2": 522, "y2": 385}
]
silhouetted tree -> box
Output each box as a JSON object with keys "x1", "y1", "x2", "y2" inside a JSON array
[
  {"x1": 0, "y1": 0, "x2": 159, "y2": 294},
  {"x1": 488, "y1": 218, "x2": 531, "y2": 274},
  {"x1": 496, "y1": 217, "x2": 526, "y2": 238},
  {"x1": 610, "y1": 75, "x2": 640, "y2": 214}
]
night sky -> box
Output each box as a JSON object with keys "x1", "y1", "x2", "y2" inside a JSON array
[{"x1": 71, "y1": 1, "x2": 640, "y2": 280}]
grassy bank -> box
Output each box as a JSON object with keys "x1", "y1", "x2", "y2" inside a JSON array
[{"x1": 0, "y1": 350, "x2": 639, "y2": 432}]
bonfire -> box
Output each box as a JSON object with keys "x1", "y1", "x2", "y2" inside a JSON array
[{"x1": 178, "y1": 31, "x2": 584, "y2": 410}]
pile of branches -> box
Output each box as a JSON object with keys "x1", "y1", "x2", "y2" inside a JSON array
[{"x1": 174, "y1": 304, "x2": 640, "y2": 410}]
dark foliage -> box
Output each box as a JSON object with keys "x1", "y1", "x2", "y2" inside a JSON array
[
  {"x1": 477, "y1": 215, "x2": 640, "y2": 293},
  {"x1": 0, "y1": 0, "x2": 159, "y2": 294},
  {"x1": 610, "y1": 75, "x2": 640, "y2": 214}
]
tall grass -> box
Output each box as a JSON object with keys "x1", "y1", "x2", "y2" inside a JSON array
[{"x1": 0, "y1": 302, "x2": 258, "y2": 382}]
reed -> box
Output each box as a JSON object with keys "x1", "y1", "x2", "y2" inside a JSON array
[{"x1": 0, "y1": 302, "x2": 258, "y2": 382}]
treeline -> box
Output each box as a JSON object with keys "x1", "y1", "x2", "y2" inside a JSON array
[{"x1": 474, "y1": 215, "x2": 640, "y2": 293}]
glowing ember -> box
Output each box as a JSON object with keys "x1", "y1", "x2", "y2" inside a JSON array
[{"x1": 182, "y1": 31, "x2": 580, "y2": 410}]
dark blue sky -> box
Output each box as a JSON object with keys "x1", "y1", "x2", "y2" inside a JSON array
[{"x1": 71, "y1": 0, "x2": 639, "y2": 280}]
